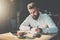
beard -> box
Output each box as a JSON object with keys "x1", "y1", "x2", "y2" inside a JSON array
[{"x1": 32, "y1": 13, "x2": 39, "y2": 20}]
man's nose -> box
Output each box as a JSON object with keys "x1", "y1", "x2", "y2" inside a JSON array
[{"x1": 34, "y1": 13, "x2": 37, "y2": 15}]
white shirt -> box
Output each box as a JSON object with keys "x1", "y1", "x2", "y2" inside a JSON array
[{"x1": 19, "y1": 12, "x2": 58, "y2": 33}]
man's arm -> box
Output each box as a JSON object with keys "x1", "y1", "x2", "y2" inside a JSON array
[
  {"x1": 19, "y1": 16, "x2": 30, "y2": 31},
  {"x1": 42, "y1": 14, "x2": 58, "y2": 33}
]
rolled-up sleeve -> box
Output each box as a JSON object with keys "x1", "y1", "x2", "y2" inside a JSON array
[{"x1": 42, "y1": 14, "x2": 58, "y2": 33}]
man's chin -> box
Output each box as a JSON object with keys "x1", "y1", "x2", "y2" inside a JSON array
[{"x1": 33, "y1": 17, "x2": 38, "y2": 20}]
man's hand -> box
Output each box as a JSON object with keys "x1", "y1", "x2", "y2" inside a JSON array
[
  {"x1": 17, "y1": 31, "x2": 27, "y2": 36},
  {"x1": 31, "y1": 28, "x2": 42, "y2": 38},
  {"x1": 31, "y1": 28, "x2": 42, "y2": 33},
  {"x1": 35, "y1": 28, "x2": 42, "y2": 33}
]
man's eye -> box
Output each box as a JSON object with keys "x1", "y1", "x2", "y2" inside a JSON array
[{"x1": 33, "y1": 11, "x2": 35, "y2": 13}]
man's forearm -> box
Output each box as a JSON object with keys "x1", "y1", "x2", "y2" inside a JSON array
[
  {"x1": 42, "y1": 27, "x2": 58, "y2": 33},
  {"x1": 19, "y1": 25, "x2": 30, "y2": 31}
]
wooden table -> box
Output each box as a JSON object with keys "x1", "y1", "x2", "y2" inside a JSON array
[
  {"x1": 0, "y1": 32, "x2": 56, "y2": 40},
  {"x1": 0, "y1": 32, "x2": 41, "y2": 40}
]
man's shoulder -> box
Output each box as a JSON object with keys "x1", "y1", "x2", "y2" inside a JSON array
[
  {"x1": 26, "y1": 15, "x2": 31, "y2": 18},
  {"x1": 39, "y1": 12, "x2": 48, "y2": 16},
  {"x1": 40, "y1": 13, "x2": 50, "y2": 19},
  {"x1": 25, "y1": 15, "x2": 31, "y2": 19}
]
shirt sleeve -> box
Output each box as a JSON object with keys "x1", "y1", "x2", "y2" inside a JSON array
[
  {"x1": 42, "y1": 14, "x2": 58, "y2": 33},
  {"x1": 19, "y1": 16, "x2": 30, "y2": 31}
]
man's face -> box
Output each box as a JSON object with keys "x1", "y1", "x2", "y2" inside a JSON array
[{"x1": 28, "y1": 8, "x2": 39, "y2": 20}]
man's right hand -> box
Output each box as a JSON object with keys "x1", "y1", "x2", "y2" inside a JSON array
[{"x1": 35, "y1": 28, "x2": 42, "y2": 33}]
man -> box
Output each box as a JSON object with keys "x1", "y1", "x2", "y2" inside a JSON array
[{"x1": 17, "y1": 2, "x2": 58, "y2": 40}]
